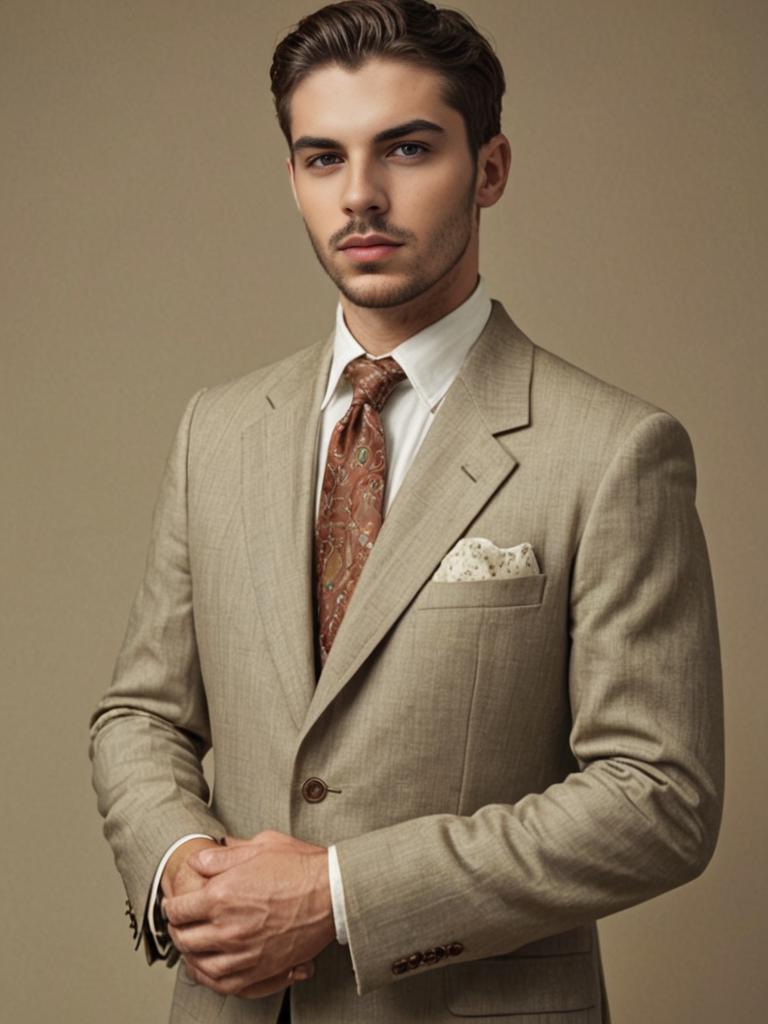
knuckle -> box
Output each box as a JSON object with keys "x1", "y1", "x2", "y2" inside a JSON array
[
  {"x1": 203, "y1": 961, "x2": 221, "y2": 981},
  {"x1": 208, "y1": 880, "x2": 227, "y2": 909},
  {"x1": 195, "y1": 967, "x2": 226, "y2": 995},
  {"x1": 200, "y1": 956, "x2": 225, "y2": 981},
  {"x1": 229, "y1": 921, "x2": 249, "y2": 945}
]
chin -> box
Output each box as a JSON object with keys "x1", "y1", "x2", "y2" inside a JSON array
[
  {"x1": 338, "y1": 271, "x2": 428, "y2": 310},
  {"x1": 340, "y1": 272, "x2": 391, "y2": 296}
]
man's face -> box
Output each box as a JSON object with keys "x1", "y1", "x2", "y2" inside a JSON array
[{"x1": 286, "y1": 58, "x2": 480, "y2": 310}]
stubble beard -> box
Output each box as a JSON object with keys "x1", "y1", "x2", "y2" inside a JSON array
[{"x1": 303, "y1": 173, "x2": 478, "y2": 310}]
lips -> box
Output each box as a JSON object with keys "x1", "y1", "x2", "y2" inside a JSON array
[
  {"x1": 341, "y1": 244, "x2": 402, "y2": 263},
  {"x1": 339, "y1": 235, "x2": 402, "y2": 250},
  {"x1": 338, "y1": 235, "x2": 404, "y2": 263}
]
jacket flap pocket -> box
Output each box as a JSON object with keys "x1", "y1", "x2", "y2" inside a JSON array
[
  {"x1": 445, "y1": 953, "x2": 596, "y2": 1016},
  {"x1": 492, "y1": 926, "x2": 593, "y2": 959}
]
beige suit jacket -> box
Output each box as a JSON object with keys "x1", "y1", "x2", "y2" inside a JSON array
[{"x1": 90, "y1": 300, "x2": 724, "y2": 1024}]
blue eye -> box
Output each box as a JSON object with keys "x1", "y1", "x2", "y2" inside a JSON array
[
  {"x1": 305, "y1": 142, "x2": 428, "y2": 169},
  {"x1": 307, "y1": 153, "x2": 341, "y2": 168},
  {"x1": 393, "y1": 143, "x2": 427, "y2": 158}
]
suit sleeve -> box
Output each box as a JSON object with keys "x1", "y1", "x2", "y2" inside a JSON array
[
  {"x1": 332, "y1": 411, "x2": 725, "y2": 995},
  {"x1": 89, "y1": 389, "x2": 225, "y2": 961}
]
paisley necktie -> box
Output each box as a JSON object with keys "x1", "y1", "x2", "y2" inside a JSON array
[{"x1": 315, "y1": 355, "x2": 406, "y2": 666}]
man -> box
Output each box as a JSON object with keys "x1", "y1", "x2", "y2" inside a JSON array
[{"x1": 89, "y1": 2, "x2": 724, "y2": 1022}]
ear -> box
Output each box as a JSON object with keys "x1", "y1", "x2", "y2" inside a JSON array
[
  {"x1": 286, "y1": 156, "x2": 302, "y2": 213},
  {"x1": 474, "y1": 133, "x2": 511, "y2": 210}
]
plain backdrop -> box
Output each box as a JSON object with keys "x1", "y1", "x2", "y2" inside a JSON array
[{"x1": 1, "y1": 1, "x2": 766, "y2": 1021}]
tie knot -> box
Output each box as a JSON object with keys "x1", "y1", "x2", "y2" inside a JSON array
[{"x1": 343, "y1": 355, "x2": 406, "y2": 412}]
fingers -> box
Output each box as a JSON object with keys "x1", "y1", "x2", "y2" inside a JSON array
[
  {"x1": 240, "y1": 961, "x2": 315, "y2": 999},
  {"x1": 183, "y1": 958, "x2": 315, "y2": 999},
  {"x1": 167, "y1": 922, "x2": 220, "y2": 956},
  {"x1": 163, "y1": 888, "x2": 210, "y2": 927},
  {"x1": 184, "y1": 959, "x2": 280, "y2": 997},
  {"x1": 291, "y1": 961, "x2": 315, "y2": 982},
  {"x1": 165, "y1": 864, "x2": 208, "y2": 899},
  {"x1": 185, "y1": 830, "x2": 297, "y2": 876},
  {"x1": 188, "y1": 843, "x2": 261, "y2": 877}
]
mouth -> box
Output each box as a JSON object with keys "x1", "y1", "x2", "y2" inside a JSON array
[
  {"x1": 338, "y1": 237, "x2": 404, "y2": 263},
  {"x1": 340, "y1": 243, "x2": 402, "y2": 263}
]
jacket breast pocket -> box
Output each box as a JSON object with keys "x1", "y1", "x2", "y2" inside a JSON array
[{"x1": 415, "y1": 573, "x2": 547, "y2": 611}]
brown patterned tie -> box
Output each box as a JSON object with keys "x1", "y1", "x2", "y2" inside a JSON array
[{"x1": 315, "y1": 355, "x2": 407, "y2": 666}]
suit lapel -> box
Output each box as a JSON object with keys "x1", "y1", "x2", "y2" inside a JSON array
[
  {"x1": 241, "y1": 333, "x2": 333, "y2": 730},
  {"x1": 300, "y1": 301, "x2": 533, "y2": 743}
]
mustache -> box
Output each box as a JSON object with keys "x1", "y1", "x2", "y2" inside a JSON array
[{"x1": 331, "y1": 220, "x2": 414, "y2": 248}]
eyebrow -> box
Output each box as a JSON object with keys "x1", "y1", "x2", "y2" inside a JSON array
[{"x1": 291, "y1": 119, "x2": 445, "y2": 155}]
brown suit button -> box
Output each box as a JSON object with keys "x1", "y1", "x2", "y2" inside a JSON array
[
  {"x1": 423, "y1": 948, "x2": 438, "y2": 965},
  {"x1": 124, "y1": 903, "x2": 138, "y2": 936},
  {"x1": 301, "y1": 777, "x2": 328, "y2": 803},
  {"x1": 391, "y1": 958, "x2": 409, "y2": 975},
  {"x1": 408, "y1": 952, "x2": 423, "y2": 969},
  {"x1": 433, "y1": 945, "x2": 447, "y2": 960},
  {"x1": 447, "y1": 942, "x2": 464, "y2": 957}
]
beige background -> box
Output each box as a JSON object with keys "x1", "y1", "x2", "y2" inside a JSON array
[{"x1": 1, "y1": 1, "x2": 765, "y2": 1020}]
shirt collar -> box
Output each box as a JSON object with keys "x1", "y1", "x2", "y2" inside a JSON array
[{"x1": 320, "y1": 276, "x2": 492, "y2": 412}]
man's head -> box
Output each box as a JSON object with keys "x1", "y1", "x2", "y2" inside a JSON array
[
  {"x1": 270, "y1": 0, "x2": 509, "y2": 314},
  {"x1": 270, "y1": 0, "x2": 505, "y2": 163}
]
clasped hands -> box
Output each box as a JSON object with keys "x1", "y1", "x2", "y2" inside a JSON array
[{"x1": 161, "y1": 830, "x2": 336, "y2": 999}]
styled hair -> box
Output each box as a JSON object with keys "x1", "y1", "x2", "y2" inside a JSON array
[{"x1": 270, "y1": 0, "x2": 505, "y2": 160}]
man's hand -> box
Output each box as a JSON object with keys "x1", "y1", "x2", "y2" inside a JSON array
[
  {"x1": 163, "y1": 830, "x2": 334, "y2": 999},
  {"x1": 162, "y1": 838, "x2": 220, "y2": 899}
]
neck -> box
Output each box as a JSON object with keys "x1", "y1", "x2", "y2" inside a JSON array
[{"x1": 340, "y1": 261, "x2": 480, "y2": 357}]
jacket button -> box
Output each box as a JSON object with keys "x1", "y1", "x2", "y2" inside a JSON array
[
  {"x1": 124, "y1": 904, "x2": 138, "y2": 936},
  {"x1": 301, "y1": 777, "x2": 328, "y2": 803},
  {"x1": 433, "y1": 945, "x2": 447, "y2": 960},
  {"x1": 423, "y1": 947, "x2": 438, "y2": 964},
  {"x1": 447, "y1": 941, "x2": 464, "y2": 957},
  {"x1": 391, "y1": 958, "x2": 409, "y2": 975},
  {"x1": 408, "y1": 952, "x2": 423, "y2": 969}
]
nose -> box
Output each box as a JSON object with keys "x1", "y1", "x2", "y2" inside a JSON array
[{"x1": 340, "y1": 156, "x2": 389, "y2": 219}]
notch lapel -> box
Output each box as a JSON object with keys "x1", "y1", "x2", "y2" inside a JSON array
[{"x1": 300, "y1": 301, "x2": 534, "y2": 743}]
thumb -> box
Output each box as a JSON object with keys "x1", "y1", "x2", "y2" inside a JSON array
[{"x1": 189, "y1": 843, "x2": 261, "y2": 876}]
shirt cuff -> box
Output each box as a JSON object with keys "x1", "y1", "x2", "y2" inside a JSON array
[
  {"x1": 148, "y1": 833, "x2": 215, "y2": 955},
  {"x1": 328, "y1": 843, "x2": 349, "y2": 946}
]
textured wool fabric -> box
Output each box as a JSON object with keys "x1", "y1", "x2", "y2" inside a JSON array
[
  {"x1": 315, "y1": 355, "x2": 406, "y2": 666},
  {"x1": 89, "y1": 301, "x2": 723, "y2": 1023}
]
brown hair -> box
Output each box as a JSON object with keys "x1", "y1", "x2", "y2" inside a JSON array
[{"x1": 270, "y1": 0, "x2": 505, "y2": 160}]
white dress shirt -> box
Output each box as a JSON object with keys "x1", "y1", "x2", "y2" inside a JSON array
[{"x1": 149, "y1": 276, "x2": 492, "y2": 956}]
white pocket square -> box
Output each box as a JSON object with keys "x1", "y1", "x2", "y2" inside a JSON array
[{"x1": 432, "y1": 538, "x2": 540, "y2": 582}]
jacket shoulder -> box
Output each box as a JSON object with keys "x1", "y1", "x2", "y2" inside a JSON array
[
  {"x1": 189, "y1": 336, "x2": 328, "y2": 439},
  {"x1": 529, "y1": 340, "x2": 684, "y2": 458}
]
